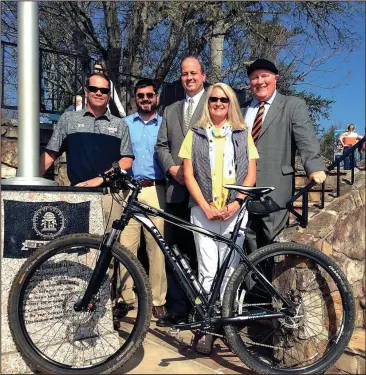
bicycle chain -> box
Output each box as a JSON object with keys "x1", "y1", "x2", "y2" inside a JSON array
[
  {"x1": 196, "y1": 329, "x2": 282, "y2": 350},
  {"x1": 176, "y1": 303, "x2": 281, "y2": 349},
  {"x1": 197, "y1": 303, "x2": 281, "y2": 349}
]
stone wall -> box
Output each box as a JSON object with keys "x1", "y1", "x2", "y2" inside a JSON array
[
  {"x1": 1, "y1": 119, "x2": 70, "y2": 185},
  {"x1": 277, "y1": 170, "x2": 366, "y2": 374}
]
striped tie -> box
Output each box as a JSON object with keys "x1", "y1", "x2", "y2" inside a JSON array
[
  {"x1": 252, "y1": 101, "x2": 265, "y2": 144},
  {"x1": 184, "y1": 98, "x2": 194, "y2": 131}
]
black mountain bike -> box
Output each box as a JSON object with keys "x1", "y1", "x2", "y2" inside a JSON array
[{"x1": 8, "y1": 163, "x2": 355, "y2": 374}]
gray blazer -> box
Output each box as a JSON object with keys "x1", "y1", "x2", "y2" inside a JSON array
[
  {"x1": 155, "y1": 93, "x2": 206, "y2": 203},
  {"x1": 242, "y1": 92, "x2": 326, "y2": 208}
]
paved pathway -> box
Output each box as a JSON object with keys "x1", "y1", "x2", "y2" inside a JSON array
[{"x1": 116, "y1": 317, "x2": 253, "y2": 374}]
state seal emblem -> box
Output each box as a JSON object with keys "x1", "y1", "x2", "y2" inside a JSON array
[{"x1": 32, "y1": 206, "x2": 66, "y2": 239}]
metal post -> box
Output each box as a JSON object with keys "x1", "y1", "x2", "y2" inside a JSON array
[
  {"x1": 1, "y1": 43, "x2": 5, "y2": 108},
  {"x1": 319, "y1": 182, "x2": 325, "y2": 209},
  {"x1": 2, "y1": 1, "x2": 55, "y2": 185},
  {"x1": 74, "y1": 56, "x2": 78, "y2": 109},
  {"x1": 336, "y1": 163, "x2": 341, "y2": 197},
  {"x1": 56, "y1": 53, "x2": 60, "y2": 111},
  {"x1": 351, "y1": 149, "x2": 355, "y2": 184},
  {"x1": 301, "y1": 192, "x2": 308, "y2": 228}
]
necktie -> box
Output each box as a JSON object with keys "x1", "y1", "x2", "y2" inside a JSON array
[
  {"x1": 184, "y1": 98, "x2": 194, "y2": 131},
  {"x1": 252, "y1": 101, "x2": 265, "y2": 144}
]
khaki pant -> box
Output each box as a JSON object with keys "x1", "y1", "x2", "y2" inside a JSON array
[
  {"x1": 102, "y1": 191, "x2": 124, "y2": 231},
  {"x1": 117, "y1": 185, "x2": 167, "y2": 307}
]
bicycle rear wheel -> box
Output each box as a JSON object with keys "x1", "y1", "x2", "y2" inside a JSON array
[
  {"x1": 222, "y1": 242, "x2": 355, "y2": 374},
  {"x1": 8, "y1": 234, "x2": 152, "y2": 374}
]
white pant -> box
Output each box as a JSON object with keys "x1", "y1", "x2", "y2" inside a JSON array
[{"x1": 191, "y1": 206, "x2": 248, "y2": 301}]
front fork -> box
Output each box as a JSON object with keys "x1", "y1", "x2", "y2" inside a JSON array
[
  {"x1": 73, "y1": 223, "x2": 126, "y2": 312},
  {"x1": 74, "y1": 188, "x2": 139, "y2": 311}
]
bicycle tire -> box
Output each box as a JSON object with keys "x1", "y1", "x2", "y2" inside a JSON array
[
  {"x1": 8, "y1": 233, "x2": 152, "y2": 374},
  {"x1": 222, "y1": 242, "x2": 355, "y2": 374}
]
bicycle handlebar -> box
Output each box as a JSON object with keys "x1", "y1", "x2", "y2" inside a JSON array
[{"x1": 102, "y1": 162, "x2": 142, "y2": 192}]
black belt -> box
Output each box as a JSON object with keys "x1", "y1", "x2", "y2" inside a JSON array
[{"x1": 137, "y1": 179, "x2": 165, "y2": 188}]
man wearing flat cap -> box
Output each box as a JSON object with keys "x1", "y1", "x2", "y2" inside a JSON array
[{"x1": 242, "y1": 58, "x2": 327, "y2": 252}]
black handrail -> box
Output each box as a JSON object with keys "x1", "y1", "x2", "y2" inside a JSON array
[
  {"x1": 1, "y1": 40, "x2": 247, "y2": 117},
  {"x1": 287, "y1": 135, "x2": 365, "y2": 227}
]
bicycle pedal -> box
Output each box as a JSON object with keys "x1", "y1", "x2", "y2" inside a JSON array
[{"x1": 168, "y1": 327, "x2": 180, "y2": 336}]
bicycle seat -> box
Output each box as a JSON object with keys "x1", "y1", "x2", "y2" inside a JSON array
[{"x1": 223, "y1": 185, "x2": 275, "y2": 196}]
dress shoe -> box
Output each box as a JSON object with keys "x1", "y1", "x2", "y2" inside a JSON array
[
  {"x1": 152, "y1": 305, "x2": 167, "y2": 319},
  {"x1": 156, "y1": 312, "x2": 186, "y2": 327},
  {"x1": 113, "y1": 302, "x2": 134, "y2": 330},
  {"x1": 195, "y1": 334, "x2": 214, "y2": 355},
  {"x1": 113, "y1": 302, "x2": 134, "y2": 320}
]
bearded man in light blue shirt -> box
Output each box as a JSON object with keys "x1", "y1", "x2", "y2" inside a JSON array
[{"x1": 117, "y1": 79, "x2": 167, "y2": 321}]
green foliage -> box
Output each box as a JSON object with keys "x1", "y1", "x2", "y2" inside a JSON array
[
  {"x1": 1, "y1": 0, "x2": 363, "y2": 119},
  {"x1": 284, "y1": 89, "x2": 335, "y2": 135},
  {"x1": 320, "y1": 125, "x2": 337, "y2": 160}
]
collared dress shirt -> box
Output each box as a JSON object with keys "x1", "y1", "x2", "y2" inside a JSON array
[
  {"x1": 244, "y1": 90, "x2": 277, "y2": 131},
  {"x1": 184, "y1": 88, "x2": 205, "y2": 121},
  {"x1": 124, "y1": 112, "x2": 165, "y2": 180}
]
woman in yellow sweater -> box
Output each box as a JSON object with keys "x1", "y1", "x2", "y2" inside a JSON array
[{"x1": 179, "y1": 82, "x2": 258, "y2": 354}]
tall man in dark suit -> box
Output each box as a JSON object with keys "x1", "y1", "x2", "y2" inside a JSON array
[
  {"x1": 155, "y1": 56, "x2": 206, "y2": 326},
  {"x1": 242, "y1": 59, "x2": 327, "y2": 253}
]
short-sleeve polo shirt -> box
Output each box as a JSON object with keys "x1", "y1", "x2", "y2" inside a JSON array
[{"x1": 46, "y1": 108, "x2": 134, "y2": 185}]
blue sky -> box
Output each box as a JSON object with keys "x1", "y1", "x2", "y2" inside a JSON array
[{"x1": 312, "y1": 15, "x2": 365, "y2": 133}]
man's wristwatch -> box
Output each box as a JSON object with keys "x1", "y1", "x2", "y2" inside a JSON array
[{"x1": 235, "y1": 197, "x2": 245, "y2": 207}]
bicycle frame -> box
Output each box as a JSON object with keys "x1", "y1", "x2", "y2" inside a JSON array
[{"x1": 75, "y1": 187, "x2": 297, "y2": 324}]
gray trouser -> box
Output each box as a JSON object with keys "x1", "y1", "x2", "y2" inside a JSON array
[{"x1": 245, "y1": 209, "x2": 289, "y2": 254}]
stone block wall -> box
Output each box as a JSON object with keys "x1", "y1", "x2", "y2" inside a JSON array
[
  {"x1": 277, "y1": 171, "x2": 366, "y2": 374},
  {"x1": 1, "y1": 119, "x2": 70, "y2": 185}
]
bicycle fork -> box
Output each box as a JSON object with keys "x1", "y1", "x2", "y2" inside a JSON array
[{"x1": 73, "y1": 227, "x2": 122, "y2": 312}]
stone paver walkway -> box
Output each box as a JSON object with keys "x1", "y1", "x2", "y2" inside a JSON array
[{"x1": 116, "y1": 317, "x2": 253, "y2": 374}]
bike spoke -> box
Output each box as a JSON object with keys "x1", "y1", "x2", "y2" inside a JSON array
[{"x1": 227, "y1": 250, "x2": 350, "y2": 371}]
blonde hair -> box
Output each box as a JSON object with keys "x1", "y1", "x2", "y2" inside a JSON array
[{"x1": 197, "y1": 82, "x2": 247, "y2": 130}]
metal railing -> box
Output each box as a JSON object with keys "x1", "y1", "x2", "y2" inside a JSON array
[
  {"x1": 1, "y1": 40, "x2": 247, "y2": 118},
  {"x1": 287, "y1": 136, "x2": 366, "y2": 227},
  {"x1": 1, "y1": 40, "x2": 96, "y2": 114}
]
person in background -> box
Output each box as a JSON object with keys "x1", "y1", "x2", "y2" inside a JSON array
[
  {"x1": 179, "y1": 82, "x2": 258, "y2": 354},
  {"x1": 92, "y1": 59, "x2": 127, "y2": 118},
  {"x1": 155, "y1": 56, "x2": 207, "y2": 327},
  {"x1": 242, "y1": 58, "x2": 327, "y2": 253},
  {"x1": 66, "y1": 95, "x2": 83, "y2": 111},
  {"x1": 117, "y1": 79, "x2": 167, "y2": 320},
  {"x1": 339, "y1": 124, "x2": 363, "y2": 169}
]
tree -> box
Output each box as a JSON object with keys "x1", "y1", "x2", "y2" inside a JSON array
[
  {"x1": 320, "y1": 125, "x2": 337, "y2": 161},
  {"x1": 1, "y1": 0, "x2": 364, "y2": 123}
]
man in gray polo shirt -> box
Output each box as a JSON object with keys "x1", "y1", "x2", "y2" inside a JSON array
[{"x1": 39, "y1": 73, "x2": 134, "y2": 222}]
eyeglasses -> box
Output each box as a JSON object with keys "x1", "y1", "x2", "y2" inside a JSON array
[
  {"x1": 136, "y1": 93, "x2": 156, "y2": 99},
  {"x1": 208, "y1": 96, "x2": 230, "y2": 104},
  {"x1": 93, "y1": 67, "x2": 104, "y2": 72},
  {"x1": 87, "y1": 85, "x2": 110, "y2": 95}
]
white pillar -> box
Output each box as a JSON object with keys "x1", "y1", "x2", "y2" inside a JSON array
[{"x1": 2, "y1": 1, "x2": 55, "y2": 185}]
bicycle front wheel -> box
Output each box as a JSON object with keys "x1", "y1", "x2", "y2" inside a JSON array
[
  {"x1": 222, "y1": 242, "x2": 355, "y2": 374},
  {"x1": 8, "y1": 234, "x2": 152, "y2": 374}
]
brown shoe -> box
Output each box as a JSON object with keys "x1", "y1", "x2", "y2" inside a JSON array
[
  {"x1": 195, "y1": 334, "x2": 214, "y2": 355},
  {"x1": 152, "y1": 305, "x2": 167, "y2": 319}
]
